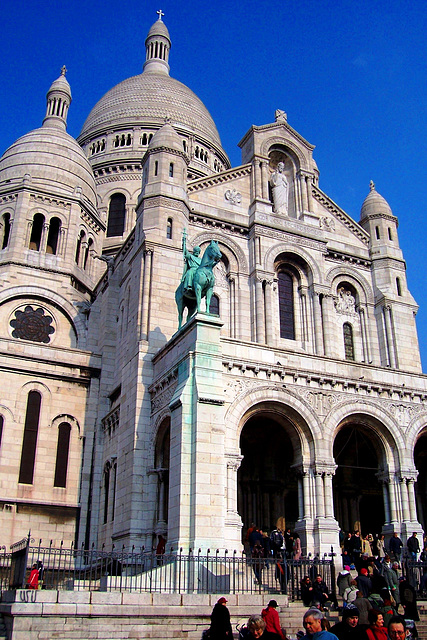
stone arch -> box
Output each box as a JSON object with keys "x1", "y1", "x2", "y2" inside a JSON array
[
  {"x1": 410, "y1": 419, "x2": 427, "y2": 531},
  {"x1": 0, "y1": 404, "x2": 14, "y2": 423},
  {"x1": 260, "y1": 136, "x2": 311, "y2": 170},
  {"x1": 225, "y1": 384, "x2": 319, "y2": 461},
  {"x1": 403, "y1": 412, "x2": 427, "y2": 455},
  {"x1": 0, "y1": 286, "x2": 85, "y2": 343},
  {"x1": 191, "y1": 231, "x2": 248, "y2": 274},
  {"x1": 264, "y1": 243, "x2": 321, "y2": 284},
  {"x1": 50, "y1": 413, "x2": 81, "y2": 436},
  {"x1": 323, "y1": 400, "x2": 402, "y2": 468},
  {"x1": 326, "y1": 265, "x2": 374, "y2": 306}
]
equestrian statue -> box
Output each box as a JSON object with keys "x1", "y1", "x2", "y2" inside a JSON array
[{"x1": 175, "y1": 230, "x2": 222, "y2": 330}]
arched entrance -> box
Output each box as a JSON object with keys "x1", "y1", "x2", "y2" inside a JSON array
[
  {"x1": 414, "y1": 431, "x2": 427, "y2": 531},
  {"x1": 333, "y1": 422, "x2": 385, "y2": 535},
  {"x1": 153, "y1": 419, "x2": 170, "y2": 536},
  {"x1": 238, "y1": 413, "x2": 298, "y2": 534}
]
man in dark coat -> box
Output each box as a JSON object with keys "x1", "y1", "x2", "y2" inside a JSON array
[
  {"x1": 388, "y1": 533, "x2": 403, "y2": 563},
  {"x1": 407, "y1": 532, "x2": 420, "y2": 561},
  {"x1": 210, "y1": 597, "x2": 233, "y2": 640},
  {"x1": 355, "y1": 567, "x2": 372, "y2": 598},
  {"x1": 330, "y1": 605, "x2": 366, "y2": 639},
  {"x1": 399, "y1": 576, "x2": 419, "y2": 622}
]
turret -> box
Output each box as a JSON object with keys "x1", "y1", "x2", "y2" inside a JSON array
[
  {"x1": 143, "y1": 10, "x2": 171, "y2": 76},
  {"x1": 42, "y1": 66, "x2": 72, "y2": 130}
]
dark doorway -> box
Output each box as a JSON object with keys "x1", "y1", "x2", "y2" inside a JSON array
[
  {"x1": 333, "y1": 425, "x2": 385, "y2": 535},
  {"x1": 238, "y1": 415, "x2": 298, "y2": 536},
  {"x1": 414, "y1": 432, "x2": 427, "y2": 531}
]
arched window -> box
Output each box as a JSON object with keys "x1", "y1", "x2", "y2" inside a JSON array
[
  {"x1": 209, "y1": 294, "x2": 220, "y2": 316},
  {"x1": 46, "y1": 217, "x2": 61, "y2": 255},
  {"x1": 154, "y1": 161, "x2": 158, "y2": 176},
  {"x1": 343, "y1": 322, "x2": 355, "y2": 360},
  {"x1": 111, "y1": 462, "x2": 117, "y2": 521},
  {"x1": 166, "y1": 218, "x2": 173, "y2": 239},
  {"x1": 388, "y1": 227, "x2": 393, "y2": 241},
  {"x1": 1, "y1": 212, "x2": 11, "y2": 249},
  {"x1": 83, "y1": 237, "x2": 93, "y2": 271},
  {"x1": 53, "y1": 422, "x2": 71, "y2": 487},
  {"x1": 19, "y1": 391, "x2": 42, "y2": 484},
  {"x1": 396, "y1": 277, "x2": 402, "y2": 296},
  {"x1": 169, "y1": 163, "x2": 174, "y2": 177},
  {"x1": 375, "y1": 226, "x2": 380, "y2": 240},
  {"x1": 75, "y1": 230, "x2": 85, "y2": 265},
  {"x1": 107, "y1": 194, "x2": 126, "y2": 237},
  {"x1": 29, "y1": 213, "x2": 45, "y2": 251},
  {"x1": 103, "y1": 463, "x2": 110, "y2": 524},
  {"x1": 278, "y1": 272, "x2": 295, "y2": 339}
]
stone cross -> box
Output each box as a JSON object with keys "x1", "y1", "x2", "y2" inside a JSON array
[
  {"x1": 157, "y1": 9, "x2": 165, "y2": 20},
  {"x1": 61, "y1": 65, "x2": 67, "y2": 76}
]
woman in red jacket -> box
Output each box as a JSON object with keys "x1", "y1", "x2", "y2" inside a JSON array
[
  {"x1": 364, "y1": 609, "x2": 387, "y2": 640},
  {"x1": 261, "y1": 600, "x2": 285, "y2": 639}
]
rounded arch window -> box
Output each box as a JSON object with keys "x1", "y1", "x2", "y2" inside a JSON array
[{"x1": 107, "y1": 193, "x2": 126, "y2": 237}]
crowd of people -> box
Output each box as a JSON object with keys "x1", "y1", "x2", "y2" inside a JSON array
[{"x1": 207, "y1": 598, "x2": 416, "y2": 640}]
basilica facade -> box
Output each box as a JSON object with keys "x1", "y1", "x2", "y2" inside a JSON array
[{"x1": 0, "y1": 14, "x2": 426, "y2": 556}]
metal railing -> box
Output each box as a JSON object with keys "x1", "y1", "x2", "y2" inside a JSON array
[
  {"x1": 0, "y1": 536, "x2": 335, "y2": 598},
  {"x1": 403, "y1": 558, "x2": 427, "y2": 596}
]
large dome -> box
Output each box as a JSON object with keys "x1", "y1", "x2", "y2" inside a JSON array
[
  {"x1": 79, "y1": 72, "x2": 222, "y2": 149},
  {"x1": 0, "y1": 127, "x2": 96, "y2": 204}
]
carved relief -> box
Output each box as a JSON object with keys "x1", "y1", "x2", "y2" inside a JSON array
[
  {"x1": 390, "y1": 403, "x2": 423, "y2": 426},
  {"x1": 224, "y1": 189, "x2": 242, "y2": 205},
  {"x1": 335, "y1": 287, "x2": 356, "y2": 315},
  {"x1": 320, "y1": 217, "x2": 335, "y2": 232},
  {"x1": 150, "y1": 372, "x2": 179, "y2": 414},
  {"x1": 301, "y1": 390, "x2": 340, "y2": 414}
]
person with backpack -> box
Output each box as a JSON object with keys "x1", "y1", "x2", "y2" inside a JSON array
[{"x1": 270, "y1": 528, "x2": 284, "y2": 558}]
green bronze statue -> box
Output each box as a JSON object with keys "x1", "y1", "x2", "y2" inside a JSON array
[{"x1": 175, "y1": 230, "x2": 222, "y2": 329}]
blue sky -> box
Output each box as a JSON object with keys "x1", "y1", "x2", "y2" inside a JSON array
[{"x1": 1, "y1": 0, "x2": 426, "y2": 368}]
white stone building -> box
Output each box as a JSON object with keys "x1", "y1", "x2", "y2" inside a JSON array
[{"x1": 0, "y1": 14, "x2": 426, "y2": 556}]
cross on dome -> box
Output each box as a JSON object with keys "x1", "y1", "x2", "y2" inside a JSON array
[
  {"x1": 61, "y1": 65, "x2": 67, "y2": 76},
  {"x1": 157, "y1": 9, "x2": 164, "y2": 21}
]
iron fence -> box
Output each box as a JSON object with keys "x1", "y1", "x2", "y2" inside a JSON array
[
  {"x1": 403, "y1": 558, "x2": 427, "y2": 596},
  {"x1": 0, "y1": 536, "x2": 336, "y2": 599}
]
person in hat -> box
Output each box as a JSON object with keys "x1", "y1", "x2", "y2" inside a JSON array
[
  {"x1": 261, "y1": 599, "x2": 285, "y2": 639},
  {"x1": 330, "y1": 605, "x2": 365, "y2": 639},
  {"x1": 209, "y1": 597, "x2": 233, "y2": 639},
  {"x1": 240, "y1": 615, "x2": 267, "y2": 639}
]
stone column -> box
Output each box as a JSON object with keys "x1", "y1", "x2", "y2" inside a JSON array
[
  {"x1": 140, "y1": 248, "x2": 153, "y2": 340},
  {"x1": 322, "y1": 294, "x2": 335, "y2": 357},
  {"x1": 297, "y1": 476, "x2": 304, "y2": 521},
  {"x1": 324, "y1": 472, "x2": 334, "y2": 518},
  {"x1": 264, "y1": 278, "x2": 276, "y2": 346},
  {"x1": 261, "y1": 161, "x2": 269, "y2": 200},
  {"x1": 400, "y1": 477, "x2": 410, "y2": 522},
  {"x1": 383, "y1": 305, "x2": 396, "y2": 368},
  {"x1": 298, "y1": 172, "x2": 308, "y2": 212},
  {"x1": 226, "y1": 454, "x2": 243, "y2": 516},
  {"x1": 312, "y1": 292, "x2": 325, "y2": 356},
  {"x1": 382, "y1": 481, "x2": 391, "y2": 524},
  {"x1": 303, "y1": 471, "x2": 311, "y2": 519},
  {"x1": 255, "y1": 277, "x2": 265, "y2": 343},
  {"x1": 408, "y1": 478, "x2": 417, "y2": 522},
  {"x1": 315, "y1": 472, "x2": 325, "y2": 518},
  {"x1": 306, "y1": 174, "x2": 313, "y2": 212},
  {"x1": 388, "y1": 477, "x2": 398, "y2": 523}
]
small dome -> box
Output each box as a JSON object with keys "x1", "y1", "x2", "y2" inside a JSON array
[
  {"x1": 146, "y1": 17, "x2": 170, "y2": 41},
  {"x1": 0, "y1": 127, "x2": 97, "y2": 204},
  {"x1": 47, "y1": 70, "x2": 72, "y2": 98},
  {"x1": 149, "y1": 123, "x2": 182, "y2": 152},
  {"x1": 360, "y1": 181, "x2": 393, "y2": 219}
]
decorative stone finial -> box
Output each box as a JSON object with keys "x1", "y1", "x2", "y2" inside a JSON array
[
  {"x1": 157, "y1": 9, "x2": 165, "y2": 21},
  {"x1": 275, "y1": 109, "x2": 287, "y2": 122},
  {"x1": 369, "y1": 180, "x2": 375, "y2": 191},
  {"x1": 61, "y1": 65, "x2": 67, "y2": 76}
]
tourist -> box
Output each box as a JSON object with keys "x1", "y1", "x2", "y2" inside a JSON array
[
  {"x1": 353, "y1": 591, "x2": 373, "y2": 625},
  {"x1": 337, "y1": 566, "x2": 352, "y2": 598},
  {"x1": 375, "y1": 535, "x2": 386, "y2": 561},
  {"x1": 356, "y1": 568, "x2": 372, "y2": 598},
  {"x1": 252, "y1": 539, "x2": 265, "y2": 584},
  {"x1": 240, "y1": 615, "x2": 267, "y2": 639},
  {"x1": 294, "y1": 533, "x2": 302, "y2": 561},
  {"x1": 364, "y1": 610, "x2": 387, "y2": 640},
  {"x1": 406, "y1": 533, "x2": 420, "y2": 562},
  {"x1": 312, "y1": 575, "x2": 330, "y2": 606},
  {"x1": 388, "y1": 534, "x2": 403, "y2": 564},
  {"x1": 330, "y1": 605, "x2": 365, "y2": 639},
  {"x1": 343, "y1": 580, "x2": 359, "y2": 606},
  {"x1": 27, "y1": 563, "x2": 39, "y2": 589},
  {"x1": 301, "y1": 576, "x2": 313, "y2": 607},
  {"x1": 387, "y1": 616, "x2": 407, "y2": 640},
  {"x1": 382, "y1": 562, "x2": 400, "y2": 605},
  {"x1": 301, "y1": 608, "x2": 338, "y2": 639},
  {"x1": 398, "y1": 576, "x2": 419, "y2": 623},
  {"x1": 209, "y1": 597, "x2": 233, "y2": 639},
  {"x1": 261, "y1": 599, "x2": 285, "y2": 639}
]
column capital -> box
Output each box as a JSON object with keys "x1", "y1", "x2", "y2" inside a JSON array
[{"x1": 225, "y1": 453, "x2": 243, "y2": 471}]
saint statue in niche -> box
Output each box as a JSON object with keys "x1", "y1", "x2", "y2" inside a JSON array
[
  {"x1": 270, "y1": 161, "x2": 289, "y2": 215},
  {"x1": 336, "y1": 287, "x2": 356, "y2": 314}
]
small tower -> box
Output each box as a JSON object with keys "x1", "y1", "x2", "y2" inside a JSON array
[
  {"x1": 143, "y1": 10, "x2": 171, "y2": 76},
  {"x1": 42, "y1": 66, "x2": 72, "y2": 130},
  {"x1": 360, "y1": 182, "x2": 421, "y2": 372}
]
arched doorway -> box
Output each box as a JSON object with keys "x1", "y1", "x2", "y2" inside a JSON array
[
  {"x1": 333, "y1": 423, "x2": 385, "y2": 535},
  {"x1": 238, "y1": 413, "x2": 298, "y2": 535},
  {"x1": 414, "y1": 431, "x2": 427, "y2": 531},
  {"x1": 154, "y1": 419, "x2": 170, "y2": 534}
]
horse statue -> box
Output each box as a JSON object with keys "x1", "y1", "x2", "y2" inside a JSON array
[{"x1": 175, "y1": 234, "x2": 222, "y2": 330}]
